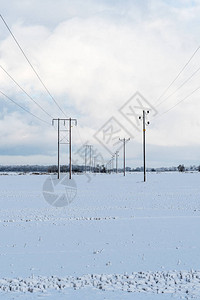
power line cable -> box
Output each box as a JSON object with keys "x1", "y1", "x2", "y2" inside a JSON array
[
  {"x1": 0, "y1": 64, "x2": 53, "y2": 119},
  {"x1": 0, "y1": 14, "x2": 68, "y2": 118},
  {"x1": 0, "y1": 90, "x2": 51, "y2": 125},
  {"x1": 155, "y1": 46, "x2": 200, "y2": 105},
  {"x1": 75, "y1": 125, "x2": 85, "y2": 147},
  {"x1": 156, "y1": 65, "x2": 200, "y2": 108},
  {"x1": 154, "y1": 85, "x2": 200, "y2": 120}
]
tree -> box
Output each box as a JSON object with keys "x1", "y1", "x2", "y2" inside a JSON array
[
  {"x1": 178, "y1": 164, "x2": 185, "y2": 172},
  {"x1": 48, "y1": 165, "x2": 57, "y2": 173}
]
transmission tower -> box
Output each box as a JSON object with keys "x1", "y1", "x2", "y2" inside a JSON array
[{"x1": 52, "y1": 118, "x2": 77, "y2": 179}]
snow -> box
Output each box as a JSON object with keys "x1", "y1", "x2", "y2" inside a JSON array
[{"x1": 0, "y1": 172, "x2": 199, "y2": 299}]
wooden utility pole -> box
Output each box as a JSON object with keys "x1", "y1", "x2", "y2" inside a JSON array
[
  {"x1": 85, "y1": 145, "x2": 87, "y2": 173},
  {"x1": 57, "y1": 118, "x2": 60, "y2": 179},
  {"x1": 143, "y1": 110, "x2": 146, "y2": 182},
  {"x1": 115, "y1": 151, "x2": 119, "y2": 173},
  {"x1": 139, "y1": 110, "x2": 149, "y2": 182},
  {"x1": 89, "y1": 145, "x2": 92, "y2": 172},
  {"x1": 69, "y1": 118, "x2": 72, "y2": 179},
  {"x1": 84, "y1": 145, "x2": 92, "y2": 173},
  {"x1": 119, "y1": 138, "x2": 130, "y2": 176},
  {"x1": 111, "y1": 155, "x2": 115, "y2": 172}
]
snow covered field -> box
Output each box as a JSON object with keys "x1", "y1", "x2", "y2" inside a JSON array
[{"x1": 0, "y1": 172, "x2": 199, "y2": 299}]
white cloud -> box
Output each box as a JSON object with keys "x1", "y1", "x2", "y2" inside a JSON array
[{"x1": 0, "y1": 0, "x2": 200, "y2": 166}]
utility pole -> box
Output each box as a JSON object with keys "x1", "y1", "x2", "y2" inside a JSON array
[
  {"x1": 143, "y1": 110, "x2": 146, "y2": 183},
  {"x1": 119, "y1": 138, "x2": 130, "y2": 176},
  {"x1": 107, "y1": 160, "x2": 111, "y2": 173},
  {"x1": 106, "y1": 161, "x2": 111, "y2": 173},
  {"x1": 57, "y1": 118, "x2": 60, "y2": 179},
  {"x1": 85, "y1": 145, "x2": 87, "y2": 173},
  {"x1": 115, "y1": 151, "x2": 119, "y2": 173},
  {"x1": 84, "y1": 145, "x2": 88, "y2": 173},
  {"x1": 111, "y1": 155, "x2": 115, "y2": 172},
  {"x1": 109, "y1": 159, "x2": 112, "y2": 173},
  {"x1": 139, "y1": 110, "x2": 150, "y2": 182},
  {"x1": 89, "y1": 145, "x2": 92, "y2": 172},
  {"x1": 69, "y1": 118, "x2": 72, "y2": 179},
  {"x1": 93, "y1": 155, "x2": 98, "y2": 172},
  {"x1": 52, "y1": 118, "x2": 77, "y2": 180},
  {"x1": 84, "y1": 145, "x2": 92, "y2": 173}
]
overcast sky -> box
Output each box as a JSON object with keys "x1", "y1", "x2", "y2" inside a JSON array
[{"x1": 0, "y1": 0, "x2": 200, "y2": 167}]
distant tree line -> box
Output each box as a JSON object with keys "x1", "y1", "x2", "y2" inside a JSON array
[
  {"x1": 0, "y1": 164, "x2": 199, "y2": 173},
  {"x1": 177, "y1": 164, "x2": 200, "y2": 172},
  {"x1": 0, "y1": 165, "x2": 84, "y2": 173}
]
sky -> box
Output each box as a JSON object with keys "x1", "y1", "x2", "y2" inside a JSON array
[{"x1": 0, "y1": 0, "x2": 200, "y2": 168}]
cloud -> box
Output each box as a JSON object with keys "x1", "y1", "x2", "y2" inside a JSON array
[{"x1": 0, "y1": 0, "x2": 200, "y2": 166}]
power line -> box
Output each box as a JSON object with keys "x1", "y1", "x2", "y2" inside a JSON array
[
  {"x1": 156, "y1": 65, "x2": 200, "y2": 108},
  {"x1": 154, "y1": 85, "x2": 200, "y2": 119},
  {"x1": 75, "y1": 125, "x2": 85, "y2": 147},
  {"x1": 0, "y1": 14, "x2": 68, "y2": 118},
  {"x1": 0, "y1": 64, "x2": 53, "y2": 119},
  {"x1": 0, "y1": 90, "x2": 50, "y2": 125},
  {"x1": 155, "y1": 46, "x2": 200, "y2": 105}
]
